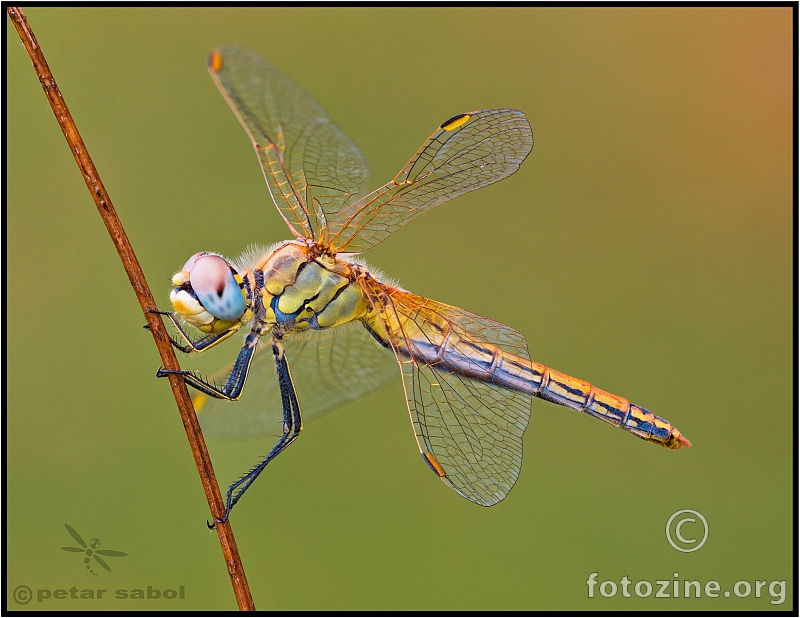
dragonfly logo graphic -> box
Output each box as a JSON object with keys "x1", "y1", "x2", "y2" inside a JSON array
[{"x1": 61, "y1": 524, "x2": 127, "y2": 575}]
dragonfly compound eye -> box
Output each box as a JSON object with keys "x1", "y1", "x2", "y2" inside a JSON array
[
  {"x1": 186, "y1": 254, "x2": 246, "y2": 321},
  {"x1": 169, "y1": 253, "x2": 246, "y2": 331}
]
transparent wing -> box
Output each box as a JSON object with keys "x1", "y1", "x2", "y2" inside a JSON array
[
  {"x1": 362, "y1": 279, "x2": 532, "y2": 506},
  {"x1": 208, "y1": 46, "x2": 370, "y2": 241},
  {"x1": 195, "y1": 323, "x2": 399, "y2": 441},
  {"x1": 327, "y1": 109, "x2": 533, "y2": 253}
]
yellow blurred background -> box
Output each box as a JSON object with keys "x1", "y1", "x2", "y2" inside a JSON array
[{"x1": 7, "y1": 7, "x2": 792, "y2": 610}]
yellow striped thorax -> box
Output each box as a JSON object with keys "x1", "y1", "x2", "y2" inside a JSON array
[{"x1": 247, "y1": 243, "x2": 371, "y2": 333}]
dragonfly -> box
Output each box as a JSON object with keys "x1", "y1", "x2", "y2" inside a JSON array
[
  {"x1": 61, "y1": 524, "x2": 127, "y2": 574},
  {"x1": 154, "y1": 46, "x2": 690, "y2": 525}
]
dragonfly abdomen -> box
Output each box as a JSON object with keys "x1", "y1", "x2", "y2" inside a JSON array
[
  {"x1": 404, "y1": 327, "x2": 689, "y2": 450},
  {"x1": 523, "y1": 363, "x2": 690, "y2": 450}
]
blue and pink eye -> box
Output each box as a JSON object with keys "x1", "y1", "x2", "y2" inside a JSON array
[{"x1": 172, "y1": 253, "x2": 245, "y2": 321}]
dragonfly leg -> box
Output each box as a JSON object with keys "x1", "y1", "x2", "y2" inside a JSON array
[
  {"x1": 208, "y1": 338, "x2": 303, "y2": 529},
  {"x1": 157, "y1": 341, "x2": 257, "y2": 401},
  {"x1": 145, "y1": 310, "x2": 238, "y2": 353}
]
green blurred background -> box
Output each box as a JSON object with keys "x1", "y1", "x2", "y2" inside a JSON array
[{"x1": 7, "y1": 7, "x2": 792, "y2": 611}]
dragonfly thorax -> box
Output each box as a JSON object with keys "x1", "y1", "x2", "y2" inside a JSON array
[{"x1": 246, "y1": 242, "x2": 371, "y2": 334}]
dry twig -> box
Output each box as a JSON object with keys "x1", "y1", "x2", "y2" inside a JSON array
[{"x1": 7, "y1": 7, "x2": 255, "y2": 611}]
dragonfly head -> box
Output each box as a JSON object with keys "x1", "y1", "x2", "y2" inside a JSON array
[{"x1": 170, "y1": 252, "x2": 247, "y2": 333}]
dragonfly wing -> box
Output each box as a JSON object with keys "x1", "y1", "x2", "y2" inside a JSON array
[
  {"x1": 362, "y1": 280, "x2": 532, "y2": 506},
  {"x1": 93, "y1": 555, "x2": 112, "y2": 572},
  {"x1": 195, "y1": 323, "x2": 399, "y2": 441},
  {"x1": 208, "y1": 46, "x2": 370, "y2": 241},
  {"x1": 327, "y1": 109, "x2": 533, "y2": 253},
  {"x1": 64, "y1": 524, "x2": 87, "y2": 548}
]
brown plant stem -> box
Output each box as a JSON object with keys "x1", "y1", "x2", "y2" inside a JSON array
[{"x1": 7, "y1": 7, "x2": 255, "y2": 611}]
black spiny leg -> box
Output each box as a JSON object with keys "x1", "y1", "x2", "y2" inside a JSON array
[
  {"x1": 209, "y1": 338, "x2": 303, "y2": 529},
  {"x1": 157, "y1": 341, "x2": 257, "y2": 401},
  {"x1": 145, "y1": 310, "x2": 238, "y2": 353}
]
